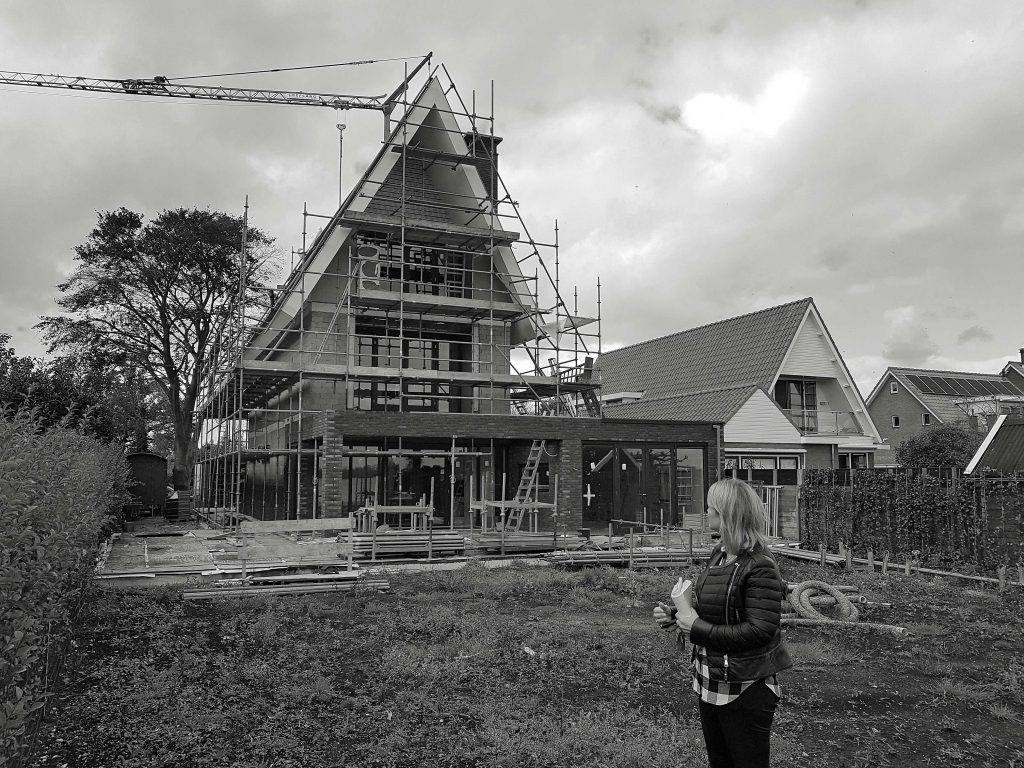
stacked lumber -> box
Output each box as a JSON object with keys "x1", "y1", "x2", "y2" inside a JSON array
[
  {"x1": 476, "y1": 532, "x2": 584, "y2": 553},
  {"x1": 547, "y1": 547, "x2": 715, "y2": 569},
  {"x1": 182, "y1": 574, "x2": 390, "y2": 600},
  {"x1": 351, "y1": 530, "x2": 467, "y2": 559}
]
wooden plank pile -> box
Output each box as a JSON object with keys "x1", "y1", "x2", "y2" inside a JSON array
[
  {"x1": 182, "y1": 571, "x2": 390, "y2": 600},
  {"x1": 237, "y1": 517, "x2": 355, "y2": 574},
  {"x1": 547, "y1": 546, "x2": 714, "y2": 569},
  {"x1": 351, "y1": 530, "x2": 467, "y2": 559},
  {"x1": 476, "y1": 532, "x2": 584, "y2": 554}
]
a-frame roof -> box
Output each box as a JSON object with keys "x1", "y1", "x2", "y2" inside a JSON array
[
  {"x1": 249, "y1": 75, "x2": 532, "y2": 353},
  {"x1": 597, "y1": 298, "x2": 813, "y2": 421}
]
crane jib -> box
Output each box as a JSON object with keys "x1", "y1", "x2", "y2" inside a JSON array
[{"x1": 0, "y1": 70, "x2": 388, "y2": 111}]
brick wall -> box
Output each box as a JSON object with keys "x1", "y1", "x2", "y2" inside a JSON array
[
  {"x1": 322, "y1": 411, "x2": 719, "y2": 531},
  {"x1": 869, "y1": 374, "x2": 936, "y2": 455}
]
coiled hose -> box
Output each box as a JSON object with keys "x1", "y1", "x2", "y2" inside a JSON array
[{"x1": 782, "y1": 580, "x2": 907, "y2": 636}]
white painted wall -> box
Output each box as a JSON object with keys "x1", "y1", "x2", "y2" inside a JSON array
[
  {"x1": 725, "y1": 390, "x2": 802, "y2": 443},
  {"x1": 779, "y1": 318, "x2": 836, "y2": 378}
]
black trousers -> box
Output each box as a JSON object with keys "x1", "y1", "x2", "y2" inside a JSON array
[{"x1": 698, "y1": 679, "x2": 779, "y2": 768}]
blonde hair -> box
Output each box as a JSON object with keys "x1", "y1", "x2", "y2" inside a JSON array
[{"x1": 707, "y1": 478, "x2": 768, "y2": 555}]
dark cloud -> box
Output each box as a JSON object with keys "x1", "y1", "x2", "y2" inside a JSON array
[{"x1": 957, "y1": 325, "x2": 993, "y2": 344}]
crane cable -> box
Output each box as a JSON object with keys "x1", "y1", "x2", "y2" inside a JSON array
[{"x1": 166, "y1": 55, "x2": 429, "y2": 81}]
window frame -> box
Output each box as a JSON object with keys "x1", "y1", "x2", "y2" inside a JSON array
[
  {"x1": 922, "y1": 413, "x2": 931, "y2": 426},
  {"x1": 890, "y1": 381, "x2": 899, "y2": 394},
  {"x1": 891, "y1": 415, "x2": 901, "y2": 428}
]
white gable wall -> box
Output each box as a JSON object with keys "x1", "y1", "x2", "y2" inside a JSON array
[
  {"x1": 725, "y1": 390, "x2": 802, "y2": 443},
  {"x1": 775, "y1": 306, "x2": 882, "y2": 441},
  {"x1": 779, "y1": 318, "x2": 836, "y2": 377}
]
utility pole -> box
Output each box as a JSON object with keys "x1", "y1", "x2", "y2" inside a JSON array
[{"x1": 337, "y1": 116, "x2": 347, "y2": 207}]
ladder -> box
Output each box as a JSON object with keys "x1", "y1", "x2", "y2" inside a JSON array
[{"x1": 504, "y1": 439, "x2": 545, "y2": 532}]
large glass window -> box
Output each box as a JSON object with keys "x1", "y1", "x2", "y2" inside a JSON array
[{"x1": 774, "y1": 378, "x2": 818, "y2": 432}]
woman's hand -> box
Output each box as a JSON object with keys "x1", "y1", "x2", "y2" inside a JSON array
[{"x1": 652, "y1": 602, "x2": 677, "y2": 630}]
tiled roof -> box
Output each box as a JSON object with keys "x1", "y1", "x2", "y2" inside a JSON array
[
  {"x1": 595, "y1": 298, "x2": 812, "y2": 420},
  {"x1": 973, "y1": 416, "x2": 1024, "y2": 473},
  {"x1": 603, "y1": 385, "x2": 758, "y2": 422},
  {"x1": 887, "y1": 367, "x2": 1024, "y2": 424}
]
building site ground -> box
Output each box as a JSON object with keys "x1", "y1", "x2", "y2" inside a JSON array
[{"x1": 28, "y1": 559, "x2": 1024, "y2": 768}]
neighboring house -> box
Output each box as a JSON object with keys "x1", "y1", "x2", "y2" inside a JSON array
[
  {"x1": 966, "y1": 415, "x2": 1024, "y2": 475},
  {"x1": 865, "y1": 365, "x2": 1024, "y2": 463},
  {"x1": 192, "y1": 70, "x2": 719, "y2": 535},
  {"x1": 596, "y1": 298, "x2": 885, "y2": 539},
  {"x1": 1000, "y1": 352, "x2": 1024, "y2": 392}
]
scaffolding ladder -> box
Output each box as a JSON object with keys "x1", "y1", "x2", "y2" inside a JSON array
[{"x1": 505, "y1": 439, "x2": 545, "y2": 532}]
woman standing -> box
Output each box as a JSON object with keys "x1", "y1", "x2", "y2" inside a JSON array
[{"x1": 654, "y1": 478, "x2": 792, "y2": 768}]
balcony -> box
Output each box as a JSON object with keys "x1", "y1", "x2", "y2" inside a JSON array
[{"x1": 782, "y1": 409, "x2": 862, "y2": 435}]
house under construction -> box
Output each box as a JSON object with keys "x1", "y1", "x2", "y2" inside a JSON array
[{"x1": 193, "y1": 64, "x2": 718, "y2": 538}]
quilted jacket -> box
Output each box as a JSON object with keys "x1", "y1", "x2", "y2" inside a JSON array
[{"x1": 689, "y1": 543, "x2": 793, "y2": 682}]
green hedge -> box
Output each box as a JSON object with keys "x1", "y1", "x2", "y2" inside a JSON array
[
  {"x1": 800, "y1": 468, "x2": 1024, "y2": 572},
  {"x1": 0, "y1": 411, "x2": 129, "y2": 766}
]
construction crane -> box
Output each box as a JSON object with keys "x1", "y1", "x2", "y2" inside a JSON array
[{"x1": 0, "y1": 52, "x2": 432, "y2": 138}]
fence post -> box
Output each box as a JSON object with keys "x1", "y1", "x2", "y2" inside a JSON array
[
  {"x1": 998, "y1": 565, "x2": 1007, "y2": 593},
  {"x1": 904, "y1": 556, "x2": 912, "y2": 575},
  {"x1": 882, "y1": 551, "x2": 889, "y2": 575},
  {"x1": 867, "y1": 548, "x2": 875, "y2": 572},
  {"x1": 818, "y1": 543, "x2": 826, "y2": 567},
  {"x1": 846, "y1": 547, "x2": 853, "y2": 571}
]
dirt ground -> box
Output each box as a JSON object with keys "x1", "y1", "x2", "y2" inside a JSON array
[{"x1": 25, "y1": 557, "x2": 1024, "y2": 768}]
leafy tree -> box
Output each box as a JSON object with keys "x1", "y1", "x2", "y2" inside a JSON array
[
  {"x1": 1, "y1": 333, "x2": 165, "y2": 444},
  {"x1": 39, "y1": 208, "x2": 274, "y2": 489},
  {"x1": 894, "y1": 423, "x2": 983, "y2": 469}
]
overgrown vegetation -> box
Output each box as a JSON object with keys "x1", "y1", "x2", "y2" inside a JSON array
[
  {"x1": 28, "y1": 561, "x2": 1024, "y2": 767},
  {"x1": 801, "y1": 468, "x2": 1024, "y2": 571},
  {"x1": 894, "y1": 423, "x2": 983, "y2": 469},
  {"x1": 0, "y1": 411, "x2": 129, "y2": 766}
]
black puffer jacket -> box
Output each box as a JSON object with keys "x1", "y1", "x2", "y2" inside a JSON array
[{"x1": 689, "y1": 543, "x2": 793, "y2": 682}]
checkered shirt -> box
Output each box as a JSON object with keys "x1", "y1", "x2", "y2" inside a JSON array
[{"x1": 691, "y1": 644, "x2": 781, "y2": 706}]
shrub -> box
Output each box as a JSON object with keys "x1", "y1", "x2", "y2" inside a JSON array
[{"x1": 0, "y1": 409, "x2": 129, "y2": 766}]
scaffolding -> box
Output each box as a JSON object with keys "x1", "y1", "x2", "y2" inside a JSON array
[{"x1": 193, "y1": 61, "x2": 602, "y2": 525}]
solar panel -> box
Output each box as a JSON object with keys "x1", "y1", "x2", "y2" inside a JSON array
[{"x1": 906, "y1": 374, "x2": 1023, "y2": 398}]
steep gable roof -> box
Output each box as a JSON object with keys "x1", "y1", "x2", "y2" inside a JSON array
[{"x1": 596, "y1": 298, "x2": 813, "y2": 402}]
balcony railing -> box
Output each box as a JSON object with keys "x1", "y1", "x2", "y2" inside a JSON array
[{"x1": 782, "y1": 409, "x2": 861, "y2": 435}]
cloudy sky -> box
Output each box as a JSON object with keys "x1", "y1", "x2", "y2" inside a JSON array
[{"x1": 2, "y1": 1, "x2": 1022, "y2": 394}]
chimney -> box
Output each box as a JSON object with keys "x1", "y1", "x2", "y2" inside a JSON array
[
  {"x1": 463, "y1": 131, "x2": 502, "y2": 205},
  {"x1": 1019, "y1": 347, "x2": 1024, "y2": 364}
]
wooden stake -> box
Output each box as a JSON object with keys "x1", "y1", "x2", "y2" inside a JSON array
[
  {"x1": 819, "y1": 543, "x2": 826, "y2": 567},
  {"x1": 882, "y1": 551, "x2": 889, "y2": 575},
  {"x1": 998, "y1": 565, "x2": 1007, "y2": 593},
  {"x1": 838, "y1": 541, "x2": 846, "y2": 558},
  {"x1": 867, "y1": 548, "x2": 875, "y2": 572},
  {"x1": 846, "y1": 548, "x2": 853, "y2": 571},
  {"x1": 607, "y1": 522, "x2": 613, "y2": 551},
  {"x1": 904, "y1": 557, "x2": 912, "y2": 575}
]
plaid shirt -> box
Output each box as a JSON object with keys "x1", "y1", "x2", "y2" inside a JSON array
[{"x1": 691, "y1": 644, "x2": 781, "y2": 706}]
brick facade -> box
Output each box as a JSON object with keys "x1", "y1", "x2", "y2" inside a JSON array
[{"x1": 319, "y1": 410, "x2": 719, "y2": 531}]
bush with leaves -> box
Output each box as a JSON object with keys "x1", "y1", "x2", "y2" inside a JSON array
[
  {"x1": 0, "y1": 410, "x2": 129, "y2": 767},
  {"x1": 895, "y1": 423, "x2": 983, "y2": 469}
]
